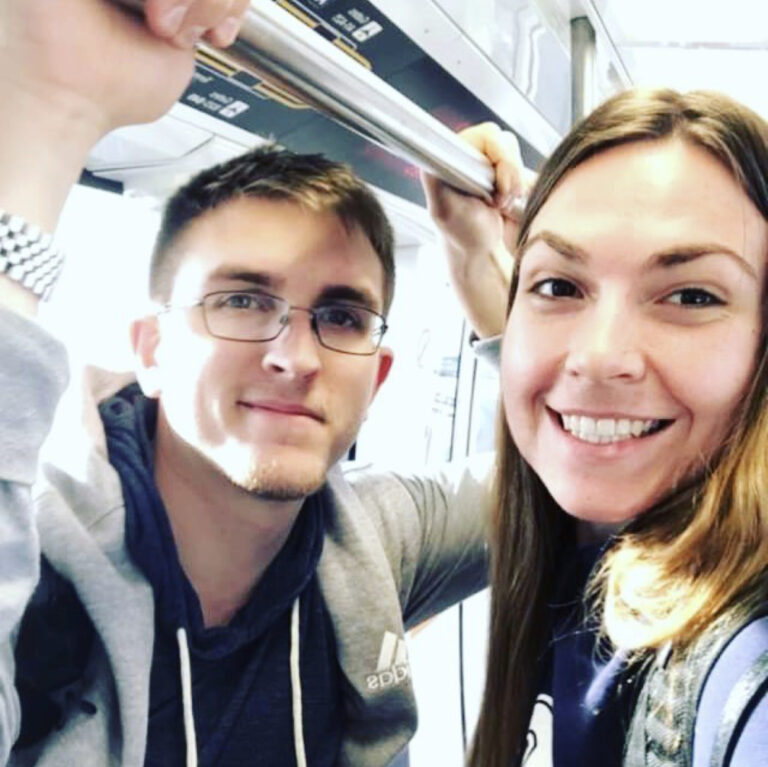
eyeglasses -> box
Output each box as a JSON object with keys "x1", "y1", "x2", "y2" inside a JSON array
[{"x1": 165, "y1": 289, "x2": 388, "y2": 356}]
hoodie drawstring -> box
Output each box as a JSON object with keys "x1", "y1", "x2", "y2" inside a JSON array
[
  {"x1": 290, "y1": 598, "x2": 307, "y2": 767},
  {"x1": 175, "y1": 597, "x2": 307, "y2": 767},
  {"x1": 177, "y1": 627, "x2": 199, "y2": 767}
]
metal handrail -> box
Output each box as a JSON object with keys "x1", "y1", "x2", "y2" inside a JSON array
[{"x1": 117, "y1": 0, "x2": 497, "y2": 201}]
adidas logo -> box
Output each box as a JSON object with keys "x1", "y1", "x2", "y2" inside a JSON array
[{"x1": 366, "y1": 631, "x2": 411, "y2": 691}]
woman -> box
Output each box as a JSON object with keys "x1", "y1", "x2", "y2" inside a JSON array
[{"x1": 432, "y1": 89, "x2": 768, "y2": 767}]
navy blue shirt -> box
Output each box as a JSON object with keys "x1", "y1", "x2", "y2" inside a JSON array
[{"x1": 539, "y1": 545, "x2": 636, "y2": 767}]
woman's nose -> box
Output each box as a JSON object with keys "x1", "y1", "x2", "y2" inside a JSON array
[{"x1": 564, "y1": 295, "x2": 646, "y2": 382}]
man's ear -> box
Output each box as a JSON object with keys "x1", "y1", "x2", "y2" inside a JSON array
[
  {"x1": 131, "y1": 315, "x2": 162, "y2": 398},
  {"x1": 370, "y1": 346, "x2": 394, "y2": 401}
]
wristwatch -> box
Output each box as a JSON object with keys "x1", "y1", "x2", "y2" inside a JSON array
[{"x1": 0, "y1": 211, "x2": 63, "y2": 300}]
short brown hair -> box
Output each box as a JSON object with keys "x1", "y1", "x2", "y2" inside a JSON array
[{"x1": 149, "y1": 144, "x2": 395, "y2": 311}]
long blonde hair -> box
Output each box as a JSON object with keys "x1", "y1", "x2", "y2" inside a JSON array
[{"x1": 469, "y1": 89, "x2": 768, "y2": 767}]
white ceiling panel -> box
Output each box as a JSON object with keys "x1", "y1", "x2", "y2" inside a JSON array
[
  {"x1": 592, "y1": 0, "x2": 768, "y2": 46},
  {"x1": 582, "y1": 0, "x2": 768, "y2": 117},
  {"x1": 617, "y1": 46, "x2": 768, "y2": 118}
]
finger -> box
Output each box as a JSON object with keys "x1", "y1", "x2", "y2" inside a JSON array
[
  {"x1": 500, "y1": 195, "x2": 526, "y2": 226},
  {"x1": 494, "y1": 130, "x2": 525, "y2": 205},
  {"x1": 501, "y1": 166, "x2": 537, "y2": 220},
  {"x1": 144, "y1": 0, "x2": 195, "y2": 40},
  {"x1": 176, "y1": 0, "x2": 239, "y2": 47},
  {"x1": 146, "y1": 0, "x2": 238, "y2": 48},
  {"x1": 458, "y1": 123, "x2": 524, "y2": 206},
  {"x1": 205, "y1": 0, "x2": 248, "y2": 48},
  {"x1": 419, "y1": 170, "x2": 442, "y2": 216},
  {"x1": 419, "y1": 169, "x2": 472, "y2": 222},
  {"x1": 522, "y1": 166, "x2": 538, "y2": 195}
]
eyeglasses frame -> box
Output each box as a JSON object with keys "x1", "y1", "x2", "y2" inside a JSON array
[{"x1": 161, "y1": 288, "x2": 389, "y2": 357}]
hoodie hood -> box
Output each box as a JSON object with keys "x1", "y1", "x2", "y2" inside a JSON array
[{"x1": 98, "y1": 383, "x2": 326, "y2": 659}]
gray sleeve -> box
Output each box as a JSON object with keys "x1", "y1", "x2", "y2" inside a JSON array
[
  {"x1": 0, "y1": 309, "x2": 69, "y2": 761},
  {"x1": 470, "y1": 334, "x2": 501, "y2": 367},
  {"x1": 346, "y1": 455, "x2": 494, "y2": 630},
  {"x1": 390, "y1": 335, "x2": 499, "y2": 626}
]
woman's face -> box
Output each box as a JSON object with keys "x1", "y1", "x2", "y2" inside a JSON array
[{"x1": 502, "y1": 138, "x2": 768, "y2": 527}]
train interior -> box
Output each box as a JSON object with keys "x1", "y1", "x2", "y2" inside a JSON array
[{"x1": 44, "y1": 1, "x2": 767, "y2": 764}]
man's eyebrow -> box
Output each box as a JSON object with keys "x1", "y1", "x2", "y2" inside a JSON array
[
  {"x1": 204, "y1": 269, "x2": 381, "y2": 310},
  {"x1": 206, "y1": 269, "x2": 280, "y2": 289},
  {"x1": 316, "y1": 285, "x2": 380, "y2": 311},
  {"x1": 519, "y1": 231, "x2": 590, "y2": 263},
  {"x1": 649, "y1": 245, "x2": 758, "y2": 280}
]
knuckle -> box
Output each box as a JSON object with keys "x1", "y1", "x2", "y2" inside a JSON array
[{"x1": 189, "y1": 0, "x2": 231, "y2": 24}]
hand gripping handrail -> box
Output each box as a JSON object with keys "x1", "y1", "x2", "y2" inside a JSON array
[{"x1": 116, "y1": 0, "x2": 497, "y2": 201}]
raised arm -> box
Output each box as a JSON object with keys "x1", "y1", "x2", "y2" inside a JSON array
[
  {"x1": 0, "y1": 0, "x2": 247, "y2": 264},
  {"x1": 0, "y1": 0, "x2": 247, "y2": 758},
  {"x1": 421, "y1": 123, "x2": 535, "y2": 339}
]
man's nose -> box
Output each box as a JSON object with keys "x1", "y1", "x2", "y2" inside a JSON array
[
  {"x1": 564, "y1": 295, "x2": 646, "y2": 382},
  {"x1": 261, "y1": 309, "x2": 322, "y2": 379}
]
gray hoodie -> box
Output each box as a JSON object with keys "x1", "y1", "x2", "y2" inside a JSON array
[
  {"x1": 0, "y1": 310, "x2": 68, "y2": 766},
  {"x1": 4, "y1": 311, "x2": 493, "y2": 767}
]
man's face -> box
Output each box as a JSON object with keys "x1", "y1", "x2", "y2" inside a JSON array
[{"x1": 134, "y1": 197, "x2": 393, "y2": 500}]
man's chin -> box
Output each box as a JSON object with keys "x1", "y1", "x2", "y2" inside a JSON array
[
  {"x1": 224, "y1": 454, "x2": 328, "y2": 501},
  {"x1": 240, "y1": 479, "x2": 323, "y2": 502}
]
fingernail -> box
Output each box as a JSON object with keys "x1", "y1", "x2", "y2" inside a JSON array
[
  {"x1": 509, "y1": 195, "x2": 526, "y2": 217},
  {"x1": 215, "y1": 16, "x2": 241, "y2": 47},
  {"x1": 176, "y1": 24, "x2": 206, "y2": 48},
  {"x1": 159, "y1": 4, "x2": 188, "y2": 37}
]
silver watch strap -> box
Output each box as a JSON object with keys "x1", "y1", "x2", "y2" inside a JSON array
[{"x1": 0, "y1": 211, "x2": 64, "y2": 300}]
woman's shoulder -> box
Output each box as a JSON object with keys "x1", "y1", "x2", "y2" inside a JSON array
[{"x1": 693, "y1": 611, "x2": 768, "y2": 767}]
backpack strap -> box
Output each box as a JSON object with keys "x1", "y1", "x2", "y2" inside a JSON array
[
  {"x1": 623, "y1": 608, "x2": 768, "y2": 767},
  {"x1": 708, "y1": 648, "x2": 768, "y2": 767}
]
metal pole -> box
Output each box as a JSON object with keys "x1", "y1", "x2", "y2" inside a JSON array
[
  {"x1": 570, "y1": 16, "x2": 596, "y2": 124},
  {"x1": 576, "y1": 0, "x2": 633, "y2": 90},
  {"x1": 116, "y1": 0, "x2": 497, "y2": 201}
]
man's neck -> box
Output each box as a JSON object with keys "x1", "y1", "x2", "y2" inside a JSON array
[{"x1": 153, "y1": 418, "x2": 304, "y2": 628}]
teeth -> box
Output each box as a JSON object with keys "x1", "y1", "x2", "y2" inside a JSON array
[
  {"x1": 560, "y1": 414, "x2": 661, "y2": 443},
  {"x1": 596, "y1": 418, "x2": 614, "y2": 436}
]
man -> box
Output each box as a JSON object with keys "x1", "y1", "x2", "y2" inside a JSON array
[{"x1": 0, "y1": 0, "x2": 524, "y2": 765}]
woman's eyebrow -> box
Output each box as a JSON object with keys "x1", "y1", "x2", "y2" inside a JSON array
[
  {"x1": 649, "y1": 245, "x2": 758, "y2": 280},
  {"x1": 520, "y1": 232, "x2": 757, "y2": 280},
  {"x1": 519, "y1": 231, "x2": 590, "y2": 263}
]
